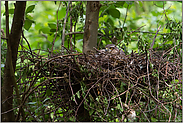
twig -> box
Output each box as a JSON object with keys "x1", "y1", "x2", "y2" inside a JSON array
[
  {"x1": 108, "y1": 79, "x2": 124, "y2": 111},
  {"x1": 117, "y1": 25, "x2": 146, "y2": 46},
  {"x1": 122, "y1": 4, "x2": 129, "y2": 28},
  {"x1": 69, "y1": 66, "x2": 78, "y2": 105},
  {"x1": 65, "y1": 31, "x2": 84, "y2": 35},
  {"x1": 61, "y1": 1, "x2": 71, "y2": 54},
  {"x1": 69, "y1": 2, "x2": 73, "y2": 51},
  {"x1": 108, "y1": 83, "x2": 137, "y2": 101},
  {"x1": 17, "y1": 53, "x2": 83, "y2": 120},
  {"x1": 51, "y1": 2, "x2": 62, "y2": 54},
  {"x1": 75, "y1": 75, "x2": 107, "y2": 120},
  {"x1": 22, "y1": 30, "x2": 33, "y2": 58},
  {"x1": 150, "y1": 25, "x2": 161, "y2": 50}
]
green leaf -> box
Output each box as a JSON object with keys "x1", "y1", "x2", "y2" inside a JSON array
[
  {"x1": 26, "y1": 5, "x2": 35, "y2": 14},
  {"x1": 50, "y1": 29, "x2": 56, "y2": 32},
  {"x1": 69, "y1": 116, "x2": 76, "y2": 121},
  {"x1": 24, "y1": 19, "x2": 33, "y2": 31},
  {"x1": 48, "y1": 23, "x2": 57, "y2": 29},
  {"x1": 35, "y1": 23, "x2": 42, "y2": 30},
  {"x1": 151, "y1": 117, "x2": 157, "y2": 122},
  {"x1": 154, "y1": 1, "x2": 166, "y2": 8},
  {"x1": 151, "y1": 11, "x2": 161, "y2": 16},
  {"x1": 46, "y1": 89, "x2": 51, "y2": 96},
  {"x1": 58, "y1": 8, "x2": 66, "y2": 19},
  {"x1": 3, "y1": 9, "x2": 14, "y2": 16},
  {"x1": 97, "y1": 108, "x2": 103, "y2": 113},
  {"x1": 116, "y1": 104, "x2": 123, "y2": 112},
  {"x1": 123, "y1": 27, "x2": 127, "y2": 31},
  {"x1": 107, "y1": 18, "x2": 114, "y2": 27},
  {"x1": 76, "y1": 91, "x2": 80, "y2": 99},
  {"x1": 115, "y1": 1, "x2": 125, "y2": 7},
  {"x1": 107, "y1": 8, "x2": 120, "y2": 18},
  {"x1": 89, "y1": 109, "x2": 94, "y2": 115},
  {"x1": 26, "y1": 14, "x2": 34, "y2": 20},
  {"x1": 123, "y1": 1, "x2": 134, "y2": 8},
  {"x1": 40, "y1": 27, "x2": 50, "y2": 34},
  {"x1": 138, "y1": 1, "x2": 143, "y2": 7}
]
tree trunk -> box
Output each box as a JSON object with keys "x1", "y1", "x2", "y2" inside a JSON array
[
  {"x1": 83, "y1": 1, "x2": 101, "y2": 54},
  {"x1": 77, "y1": 1, "x2": 100, "y2": 121},
  {"x1": 2, "y1": 1, "x2": 26, "y2": 121}
]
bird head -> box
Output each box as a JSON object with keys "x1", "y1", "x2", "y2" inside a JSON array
[{"x1": 105, "y1": 44, "x2": 119, "y2": 54}]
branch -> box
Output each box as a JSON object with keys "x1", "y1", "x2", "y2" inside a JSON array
[
  {"x1": 51, "y1": 2, "x2": 62, "y2": 53},
  {"x1": 122, "y1": 4, "x2": 129, "y2": 28},
  {"x1": 150, "y1": 25, "x2": 161, "y2": 50},
  {"x1": 69, "y1": 2, "x2": 73, "y2": 51},
  {"x1": 21, "y1": 30, "x2": 33, "y2": 58},
  {"x1": 75, "y1": 75, "x2": 107, "y2": 120},
  {"x1": 65, "y1": 31, "x2": 84, "y2": 35},
  {"x1": 5, "y1": 2, "x2": 9, "y2": 39},
  {"x1": 2, "y1": 1, "x2": 26, "y2": 121},
  {"x1": 61, "y1": 1, "x2": 71, "y2": 54},
  {"x1": 117, "y1": 25, "x2": 146, "y2": 46}
]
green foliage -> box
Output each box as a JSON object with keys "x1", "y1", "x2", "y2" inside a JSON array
[
  {"x1": 24, "y1": 4, "x2": 36, "y2": 31},
  {"x1": 25, "y1": 5, "x2": 35, "y2": 14},
  {"x1": 106, "y1": 8, "x2": 120, "y2": 18},
  {"x1": 3, "y1": 9, "x2": 14, "y2": 15}
]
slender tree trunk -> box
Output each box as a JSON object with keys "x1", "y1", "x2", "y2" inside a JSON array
[
  {"x1": 76, "y1": 1, "x2": 101, "y2": 121},
  {"x1": 2, "y1": 1, "x2": 26, "y2": 121},
  {"x1": 83, "y1": 1, "x2": 101, "y2": 54}
]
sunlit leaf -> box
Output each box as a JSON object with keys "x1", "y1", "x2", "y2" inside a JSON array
[
  {"x1": 107, "y1": 8, "x2": 120, "y2": 18},
  {"x1": 58, "y1": 7, "x2": 66, "y2": 19},
  {"x1": 154, "y1": 1, "x2": 166, "y2": 8},
  {"x1": 26, "y1": 5, "x2": 35, "y2": 14},
  {"x1": 3, "y1": 9, "x2": 14, "y2": 16},
  {"x1": 24, "y1": 19, "x2": 34, "y2": 31},
  {"x1": 40, "y1": 27, "x2": 50, "y2": 34}
]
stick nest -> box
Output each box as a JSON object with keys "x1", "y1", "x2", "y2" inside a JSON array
[{"x1": 19, "y1": 44, "x2": 182, "y2": 121}]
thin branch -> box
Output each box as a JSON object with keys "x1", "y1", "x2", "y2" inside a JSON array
[
  {"x1": 69, "y1": 2, "x2": 73, "y2": 52},
  {"x1": 69, "y1": 66, "x2": 78, "y2": 105},
  {"x1": 61, "y1": 1, "x2": 71, "y2": 54},
  {"x1": 75, "y1": 75, "x2": 107, "y2": 120},
  {"x1": 51, "y1": 2, "x2": 62, "y2": 54},
  {"x1": 117, "y1": 25, "x2": 146, "y2": 46},
  {"x1": 150, "y1": 25, "x2": 161, "y2": 50},
  {"x1": 21, "y1": 30, "x2": 33, "y2": 58},
  {"x1": 65, "y1": 31, "x2": 84, "y2": 35},
  {"x1": 122, "y1": 4, "x2": 129, "y2": 28},
  {"x1": 108, "y1": 79, "x2": 124, "y2": 111},
  {"x1": 5, "y1": 2, "x2": 9, "y2": 39}
]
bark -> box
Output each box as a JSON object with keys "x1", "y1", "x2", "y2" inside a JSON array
[
  {"x1": 76, "y1": 1, "x2": 101, "y2": 121},
  {"x1": 2, "y1": 1, "x2": 26, "y2": 121},
  {"x1": 83, "y1": 1, "x2": 101, "y2": 54}
]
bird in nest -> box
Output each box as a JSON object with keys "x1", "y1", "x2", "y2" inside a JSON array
[{"x1": 105, "y1": 44, "x2": 125, "y2": 55}]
